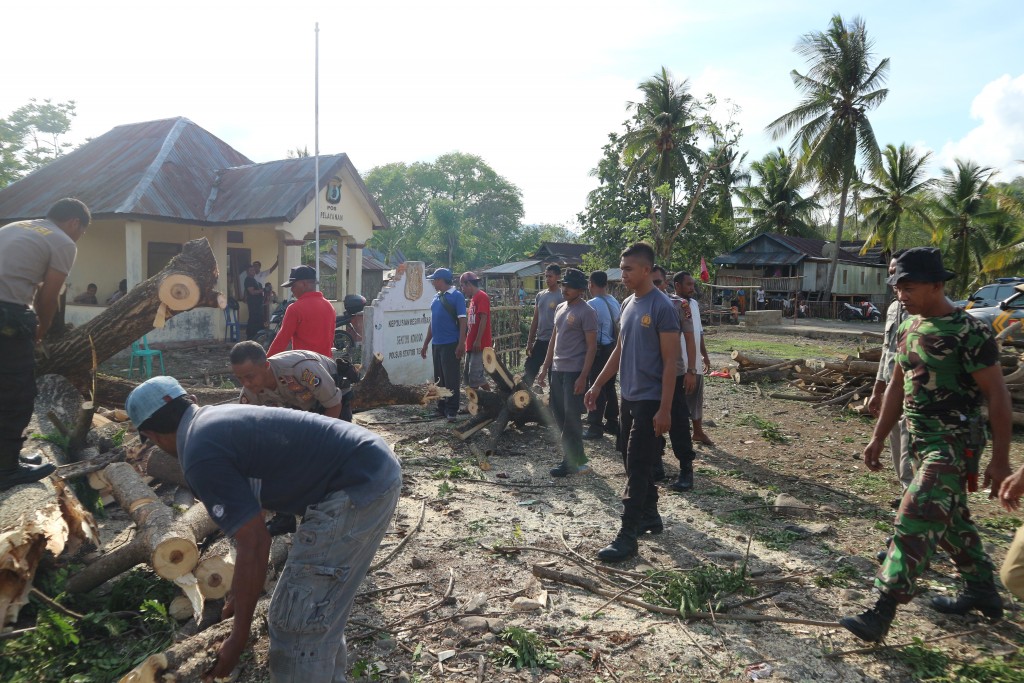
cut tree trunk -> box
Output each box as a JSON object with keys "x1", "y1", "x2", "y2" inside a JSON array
[
  {"x1": 730, "y1": 351, "x2": 793, "y2": 369},
  {"x1": 36, "y1": 238, "x2": 224, "y2": 388},
  {"x1": 145, "y1": 448, "x2": 190, "y2": 489},
  {"x1": 350, "y1": 353, "x2": 452, "y2": 413},
  {"x1": 731, "y1": 361, "x2": 800, "y2": 384},
  {"x1": 66, "y1": 495, "x2": 217, "y2": 594}
]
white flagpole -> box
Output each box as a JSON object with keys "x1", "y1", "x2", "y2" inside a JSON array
[{"x1": 314, "y1": 21, "x2": 321, "y2": 289}]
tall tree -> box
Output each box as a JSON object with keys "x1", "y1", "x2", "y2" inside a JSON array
[
  {"x1": 858, "y1": 143, "x2": 934, "y2": 260},
  {"x1": 736, "y1": 148, "x2": 820, "y2": 238},
  {"x1": 0, "y1": 98, "x2": 77, "y2": 187},
  {"x1": 710, "y1": 145, "x2": 749, "y2": 221},
  {"x1": 767, "y1": 14, "x2": 888, "y2": 299},
  {"x1": 426, "y1": 197, "x2": 464, "y2": 269},
  {"x1": 930, "y1": 159, "x2": 1002, "y2": 295}
]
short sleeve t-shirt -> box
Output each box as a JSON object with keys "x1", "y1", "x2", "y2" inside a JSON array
[
  {"x1": 551, "y1": 299, "x2": 598, "y2": 373},
  {"x1": 239, "y1": 350, "x2": 342, "y2": 410},
  {"x1": 587, "y1": 294, "x2": 620, "y2": 346},
  {"x1": 466, "y1": 290, "x2": 492, "y2": 350},
  {"x1": 896, "y1": 309, "x2": 999, "y2": 432},
  {"x1": 179, "y1": 403, "x2": 402, "y2": 537},
  {"x1": 667, "y1": 293, "x2": 695, "y2": 376},
  {"x1": 534, "y1": 289, "x2": 565, "y2": 341},
  {"x1": 0, "y1": 219, "x2": 77, "y2": 306},
  {"x1": 618, "y1": 289, "x2": 681, "y2": 401},
  {"x1": 680, "y1": 298, "x2": 704, "y2": 374},
  {"x1": 429, "y1": 287, "x2": 467, "y2": 345}
]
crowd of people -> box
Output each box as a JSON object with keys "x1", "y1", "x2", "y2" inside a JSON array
[{"x1": 4, "y1": 200, "x2": 1024, "y2": 678}]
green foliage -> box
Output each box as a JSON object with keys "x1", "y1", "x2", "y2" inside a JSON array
[
  {"x1": 737, "y1": 148, "x2": 821, "y2": 238},
  {"x1": 893, "y1": 643, "x2": 1024, "y2": 682},
  {"x1": 432, "y1": 459, "x2": 472, "y2": 480},
  {"x1": 813, "y1": 564, "x2": 860, "y2": 588},
  {"x1": 436, "y1": 481, "x2": 454, "y2": 498},
  {"x1": 0, "y1": 99, "x2": 77, "y2": 187},
  {"x1": 703, "y1": 337, "x2": 856, "y2": 360},
  {"x1": 755, "y1": 529, "x2": 804, "y2": 550},
  {"x1": 643, "y1": 565, "x2": 752, "y2": 617},
  {"x1": 111, "y1": 428, "x2": 127, "y2": 448},
  {"x1": 738, "y1": 414, "x2": 789, "y2": 443},
  {"x1": 31, "y1": 431, "x2": 70, "y2": 451},
  {"x1": 850, "y1": 472, "x2": 890, "y2": 495},
  {"x1": 979, "y1": 516, "x2": 1023, "y2": 533},
  {"x1": 494, "y1": 627, "x2": 559, "y2": 670},
  {"x1": 857, "y1": 143, "x2": 934, "y2": 257}
]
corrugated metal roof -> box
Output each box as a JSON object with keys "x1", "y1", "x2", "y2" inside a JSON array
[
  {"x1": 0, "y1": 117, "x2": 390, "y2": 230},
  {"x1": 713, "y1": 252, "x2": 806, "y2": 266},
  {"x1": 715, "y1": 233, "x2": 877, "y2": 267},
  {"x1": 481, "y1": 259, "x2": 545, "y2": 277},
  {"x1": 532, "y1": 242, "x2": 593, "y2": 259}
]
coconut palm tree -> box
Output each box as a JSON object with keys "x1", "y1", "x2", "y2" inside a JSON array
[
  {"x1": 767, "y1": 14, "x2": 889, "y2": 300},
  {"x1": 620, "y1": 67, "x2": 702, "y2": 261},
  {"x1": 858, "y1": 143, "x2": 934, "y2": 261},
  {"x1": 710, "y1": 145, "x2": 749, "y2": 220},
  {"x1": 930, "y1": 159, "x2": 1001, "y2": 295},
  {"x1": 737, "y1": 148, "x2": 820, "y2": 238}
]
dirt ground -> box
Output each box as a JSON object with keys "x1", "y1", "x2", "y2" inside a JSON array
[{"x1": 99, "y1": 328, "x2": 1024, "y2": 682}]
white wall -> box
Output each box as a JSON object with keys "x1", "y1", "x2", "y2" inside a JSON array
[{"x1": 363, "y1": 262, "x2": 435, "y2": 385}]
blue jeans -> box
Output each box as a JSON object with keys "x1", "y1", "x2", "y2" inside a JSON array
[{"x1": 268, "y1": 481, "x2": 401, "y2": 682}]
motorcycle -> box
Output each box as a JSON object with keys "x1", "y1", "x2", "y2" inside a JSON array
[
  {"x1": 839, "y1": 301, "x2": 881, "y2": 323},
  {"x1": 254, "y1": 293, "x2": 367, "y2": 356}
]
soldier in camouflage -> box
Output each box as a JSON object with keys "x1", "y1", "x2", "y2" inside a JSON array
[{"x1": 840, "y1": 247, "x2": 1013, "y2": 643}]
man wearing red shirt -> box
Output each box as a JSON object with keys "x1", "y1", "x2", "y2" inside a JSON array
[
  {"x1": 460, "y1": 272, "x2": 491, "y2": 390},
  {"x1": 267, "y1": 266, "x2": 336, "y2": 357}
]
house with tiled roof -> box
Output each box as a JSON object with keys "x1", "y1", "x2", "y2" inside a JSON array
[
  {"x1": 0, "y1": 117, "x2": 389, "y2": 342},
  {"x1": 712, "y1": 233, "x2": 887, "y2": 304}
]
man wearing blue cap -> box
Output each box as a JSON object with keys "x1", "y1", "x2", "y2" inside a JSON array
[
  {"x1": 840, "y1": 247, "x2": 1012, "y2": 642},
  {"x1": 126, "y1": 375, "x2": 401, "y2": 681},
  {"x1": 420, "y1": 268, "x2": 467, "y2": 421}
]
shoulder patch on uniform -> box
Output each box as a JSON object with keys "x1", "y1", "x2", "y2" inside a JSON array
[{"x1": 300, "y1": 368, "x2": 320, "y2": 387}]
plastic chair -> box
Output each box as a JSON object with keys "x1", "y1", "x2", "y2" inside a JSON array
[
  {"x1": 128, "y1": 335, "x2": 165, "y2": 379},
  {"x1": 224, "y1": 305, "x2": 241, "y2": 342}
]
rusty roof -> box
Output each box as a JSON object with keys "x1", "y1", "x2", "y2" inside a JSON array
[{"x1": 0, "y1": 117, "x2": 389, "y2": 229}]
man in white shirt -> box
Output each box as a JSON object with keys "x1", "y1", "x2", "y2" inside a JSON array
[
  {"x1": 674, "y1": 272, "x2": 714, "y2": 447},
  {"x1": 238, "y1": 258, "x2": 279, "y2": 300}
]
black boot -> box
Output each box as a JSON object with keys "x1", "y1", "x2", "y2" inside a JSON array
[
  {"x1": 876, "y1": 536, "x2": 893, "y2": 565},
  {"x1": 582, "y1": 426, "x2": 604, "y2": 440},
  {"x1": 19, "y1": 452, "x2": 43, "y2": 466},
  {"x1": 930, "y1": 582, "x2": 1003, "y2": 621},
  {"x1": 0, "y1": 462, "x2": 57, "y2": 492},
  {"x1": 597, "y1": 524, "x2": 639, "y2": 562},
  {"x1": 840, "y1": 592, "x2": 898, "y2": 642},
  {"x1": 638, "y1": 503, "x2": 663, "y2": 535},
  {"x1": 669, "y1": 463, "x2": 694, "y2": 492}
]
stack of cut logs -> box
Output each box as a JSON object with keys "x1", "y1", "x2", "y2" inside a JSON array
[{"x1": 454, "y1": 347, "x2": 554, "y2": 467}]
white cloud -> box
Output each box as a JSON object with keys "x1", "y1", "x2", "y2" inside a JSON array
[{"x1": 940, "y1": 74, "x2": 1024, "y2": 178}]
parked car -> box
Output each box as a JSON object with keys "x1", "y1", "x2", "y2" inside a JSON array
[
  {"x1": 966, "y1": 282, "x2": 1024, "y2": 336},
  {"x1": 963, "y1": 277, "x2": 1024, "y2": 309}
]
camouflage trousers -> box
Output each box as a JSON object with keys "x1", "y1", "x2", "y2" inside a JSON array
[{"x1": 875, "y1": 430, "x2": 995, "y2": 603}]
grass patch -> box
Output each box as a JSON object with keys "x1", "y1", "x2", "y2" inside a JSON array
[
  {"x1": 705, "y1": 337, "x2": 856, "y2": 360},
  {"x1": 756, "y1": 529, "x2": 804, "y2": 550},
  {"x1": 850, "y1": 472, "x2": 891, "y2": 495},
  {"x1": 432, "y1": 459, "x2": 472, "y2": 480},
  {"x1": 813, "y1": 564, "x2": 860, "y2": 588},
  {"x1": 494, "y1": 627, "x2": 559, "y2": 670},
  {"x1": 698, "y1": 486, "x2": 730, "y2": 497},
  {"x1": 719, "y1": 509, "x2": 761, "y2": 525},
  {"x1": 892, "y1": 643, "x2": 1024, "y2": 682},
  {"x1": 738, "y1": 414, "x2": 789, "y2": 444},
  {"x1": 979, "y1": 516, "x2": 1022, "y2": 533},
  {"x1": 643, "y1": 565, "x2": 754, "y2": 617}
]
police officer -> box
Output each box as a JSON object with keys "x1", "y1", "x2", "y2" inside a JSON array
[
  {"x1": 840, "y1": 247, "x2": 1013, "y2": 642},
  {"x1": 0, "y1": 199, "x2": 90, "y2": 491}
]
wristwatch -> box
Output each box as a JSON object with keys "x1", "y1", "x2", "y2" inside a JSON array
[{"x1": 686, "y1": 369, "x2": 696, "y2": 375}]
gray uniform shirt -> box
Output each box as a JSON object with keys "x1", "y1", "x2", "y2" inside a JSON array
[
  {"x1": 0, "y1": 219, "x2": 77, "y2": 306},
  {"x1": 534, "y1": 289, "x2": 565, "y2": 342},
  {"x1": 551, "y1": 299, "x2": 598, "y2": 373},
  {"x1": 239, "y1": 350, "x2": 343, "y2": 411},
  {"x1": 618, "y1": 289, "x2": 680, "y2": 401}
]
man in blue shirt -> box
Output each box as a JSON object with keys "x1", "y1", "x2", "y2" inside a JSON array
[
  {"x1": 583, "y1": 271, "x2": 620, "y2": 440},
  {"x1": 419, "y1": 268, "x2": 467, "y2": 421},
  {"x1": 586, "y1": 243, "x2": 680, "y2": 562},
  {"x1": 126, "y1": 376, "x2": 401, "y2": 682}
]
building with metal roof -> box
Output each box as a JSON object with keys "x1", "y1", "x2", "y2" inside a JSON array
[{"x1": 0, "y1": 117, "x2": 390, "y2": 343}]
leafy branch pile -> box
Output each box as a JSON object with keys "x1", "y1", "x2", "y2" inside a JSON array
[
  {"x1": 493, "y1": 626, "x2": 559, "y2": 671},
  {"x1": 642, "y1": 565, "x2": 754, "y2": 617}
]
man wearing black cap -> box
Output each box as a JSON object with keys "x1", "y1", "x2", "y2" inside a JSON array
[
  {"x1": 840, "y1": 247, "x2": 1013, "y2": 642},
  {"x1": 537, "y1": 268, "x2": 598, "y2": 477},
  {"x1": 266, "y1": 265, "x2": 337, "y2": 358}
]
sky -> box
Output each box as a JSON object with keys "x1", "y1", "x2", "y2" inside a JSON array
[{"x1": 4, "y1": 0, "x2": 1023, "y2": 227}]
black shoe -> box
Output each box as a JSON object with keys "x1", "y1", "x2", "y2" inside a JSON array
[
  {"x1": 668, "y1": 468, "x2": 693, "y2": 492},
  {"x1": 19, "y1": 453, "x2": 43, "y2": 466},
  {"x1": 604, "y1": 421, "x2": 619, "y2": 436},
  {"x1": 597, "y1": 528, "x2": 639, "y2": 562},
  {"x1": 840, "y1": 593, "x2": 898, "y2": 642},
  {"x1": 877, "y1": 536, "x2": 893, "y2": 565},
  {"x1": 930, "y1": 583, "x2": 1003, "y2": 621},
  {"x1": 549, "y1": 462, "x2": 592, "y2": 478},
  {"x1": 0, "y1": 462, "x2": 57, "y2": 492},
  {"x1": 638, "y1": 513, "x2": 664, "y2": 535},
  {"x1": 266, "y1": 513, "x2": 297, "y2": 536},
  {"x1": 582, "y1": 428, "x2": 604, "y2": 440}
]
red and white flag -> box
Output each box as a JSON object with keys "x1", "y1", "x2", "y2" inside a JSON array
[{"x1": 699, "y1": 257, "x2": 710, "y2": 283}]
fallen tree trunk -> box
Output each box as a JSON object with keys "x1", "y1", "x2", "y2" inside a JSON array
[
  {"x1": 731, "y1": 361, "x2": 801, "y2": 384},
  {"x1": 36, "y1": 238, "x2": 224, "y2": 388},
  {"x1": 350, "y1": 353, "x2": 452, "y2": 413},
  {"x1": 731, "y1": 351, "x2": 792, "y2": 369},
  {"x1": 145, "y1": 448, "x2": 189, "y2": 489}
]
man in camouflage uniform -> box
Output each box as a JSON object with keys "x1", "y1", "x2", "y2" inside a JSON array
[{"x1": 841, "y1": 248, "x2": 1013, "y2": 642}]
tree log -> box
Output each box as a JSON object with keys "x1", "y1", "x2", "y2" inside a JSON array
[
  {"x1": 145, "y1": 448, "x2": 190, "y2": 489},
  {"x1": 731, "y1": 350, "x2": 793, "y2": 368},
  {"x1": 35, "y1": 238, "x2": 224, "y2": 387},
  {"x1": 731, "y1": 361, "x2": 799, "y2": 384},
  {"x1": 56, "y1": 446, "x2": 127, "y2": 480},
  {"x1": 350, "y1": 353, "x2": 452, "y2": 413},
  {"x1": 482, "y1": 346, "x2": 516, "y2": 392},
  {"x1": 856, "y1": 347, "x2": 882, "y2": 362},
  {"x1": 96, "y1": 373, "x2": 240, "y2": 409},
  {"x1": 846, "y1": 360, "x2": 879, "y2": 375},
  {"x1": 466, "y1": 387, "x2": 505, "y2": 417}
]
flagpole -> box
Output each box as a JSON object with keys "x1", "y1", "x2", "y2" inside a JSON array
[{"x1": 313, "y1": 21, "x2": 321, "y2": 290}]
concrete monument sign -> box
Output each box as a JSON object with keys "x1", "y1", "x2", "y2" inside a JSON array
[{"x1": 363, "y1": 261, "x2": 435, "y2": 386}]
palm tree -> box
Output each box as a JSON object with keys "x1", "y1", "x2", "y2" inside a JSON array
[
  {"x1": 858, "y1": 143, "x2": 934, "y2": 260},
  {"x1": 737, "y1": 148, "x2": 820, "y2": 238},
  {"x1": 620, "y1": 67, "x2": 702, "y2": 262},
  {"x1": 931, "y1": 159, "x2": 1002, "y2": 295},
  {"x1": 710, "y1": 145, "x2": 749, "y2": 220},
  {"x1": 767, "y1": 14, "x2": 889, "y2": 300}
]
